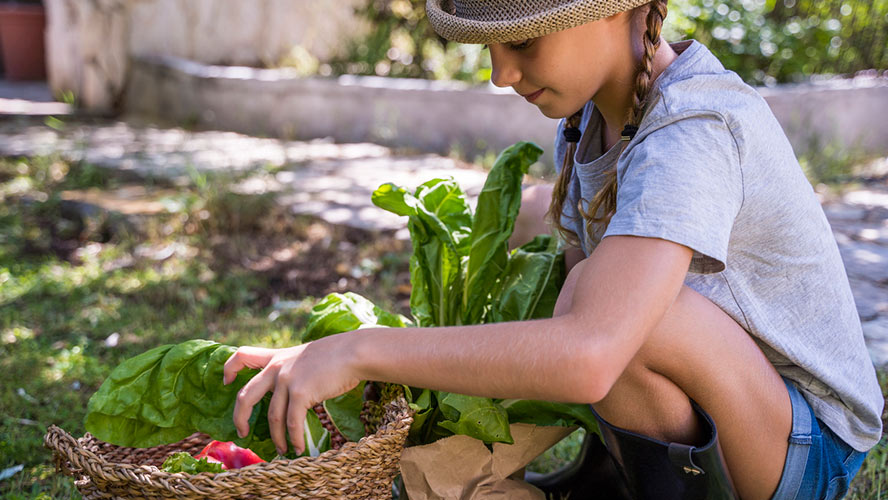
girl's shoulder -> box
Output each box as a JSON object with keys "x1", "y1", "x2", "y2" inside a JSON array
[{"x1": 644, "y1": 40, "x2": 774, "y2": 139}]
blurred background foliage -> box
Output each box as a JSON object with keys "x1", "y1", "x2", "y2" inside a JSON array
[
  {"x1": 306, "y1": 0, "x2": 887, "y2": 86},
  {"x1": 665, "y1": 0, "x2": 888, "y2": 85}
]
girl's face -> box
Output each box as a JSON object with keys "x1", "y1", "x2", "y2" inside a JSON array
[{"x1": 486, "y1": 12, "x2": 635, "y2": 120}]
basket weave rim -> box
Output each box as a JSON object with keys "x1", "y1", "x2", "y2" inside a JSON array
[
  {"x1": 426, "y1": 0, "x2": 652, "y2": 44},
  {"x1": 44, "y1": 396, "x2": 414, "y2": 498}
]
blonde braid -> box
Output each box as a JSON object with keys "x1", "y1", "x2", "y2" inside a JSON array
[
  {"x1": 547, "y1": 108, "x2": 585, "y2": 247},
  {"x1": 579, "y1": 0, "x2": 668, "y2": 247}
]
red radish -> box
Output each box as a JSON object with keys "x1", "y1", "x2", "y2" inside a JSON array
[{"x1": 195, "y1": 441, "x2": 265, "y2": 470}]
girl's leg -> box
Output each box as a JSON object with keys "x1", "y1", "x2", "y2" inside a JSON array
[
  {"x1": 510, "y1": 184, "x2": 553, "y2": 250},
  {"x1": 557, "y1": 259, "x2": 793, "y2": 500},
  {"x1": 511, "y1": 184, "x2": 585, "y2": 269}
]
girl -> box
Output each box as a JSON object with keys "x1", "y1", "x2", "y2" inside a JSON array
[{"x1": 223, "y1": 1, "x2": 883, "y2": 498}]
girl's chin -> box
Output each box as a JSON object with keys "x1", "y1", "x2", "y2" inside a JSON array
[
  {"x1": 537, "y1": 103, "x2": 572, "y2": 120},
  {"x1": 537, "y1": 96, "x2": 591, "y2": 120}
]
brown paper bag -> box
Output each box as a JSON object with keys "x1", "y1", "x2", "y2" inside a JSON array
[{"x1": 399, "y1": 423, "x2": 576, "y2": 500}]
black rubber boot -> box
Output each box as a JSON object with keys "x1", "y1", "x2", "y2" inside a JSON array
[
  {"x1": 524, "y1": 431, "x2": 633, "y2": 500},
  {"x1": 590, "y1": 401, "x2": 739, "y2": 500}
]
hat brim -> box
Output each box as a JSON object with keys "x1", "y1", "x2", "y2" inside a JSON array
[{"x1": 426, "y1": 0, "x2": 652, "y2": 44}]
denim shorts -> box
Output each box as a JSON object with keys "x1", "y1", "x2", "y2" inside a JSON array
[{"x1": 771, "y1": 377, "x2": 868, "y2": 500}]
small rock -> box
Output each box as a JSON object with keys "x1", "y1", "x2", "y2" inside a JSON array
[
  {"x1": 843, "y1": 189, "x2": 888, "y2": 210},
  {"x1": 863, "y1": 316, "x2": 888, "y2": 368},
  {"x1": 104, "y1": 332, "x2": 120, "y2": 347},
  {"x1": 823, "y1": 203, "x2": 867, "y2": 222},
  {"x1": 838, "y1": 240, "x2": 888, "y2": 283},
  {"x1": 849, "y1": 278, "x2": 888, "y2": 321}
]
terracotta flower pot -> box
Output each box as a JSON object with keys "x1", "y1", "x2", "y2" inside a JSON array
[{"x1": 0, "y1": 3, "x2": 47, "y2": 81}]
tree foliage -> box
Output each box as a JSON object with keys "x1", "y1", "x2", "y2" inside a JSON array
[
  {"x1": 665, "y1": 0, "x2": 888, "y2": 84},
  {"x1": 327, "y1": 0, "x2": 887, "y2": 85}
]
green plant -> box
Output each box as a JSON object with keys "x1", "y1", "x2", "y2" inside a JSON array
[
  {"x1": 322, "y1": 0, "x2": 886, "y2": 85},
  {"x1": 81, "y1": 142, "x2": 596, "y2": 462},
  {"x1": 796, "y1": 133, "x2": 872, "y2": 186},
  {"x1": 84, "y1": 339, "x2": 331, "y2": 460},
  {"x1": 664, "y1": 0, "x2": 888, "y2": 85},
  {"x1": 320, "y1": 0, "x2": 492, "y2": 83},
  {"x1": 307, "y1": 141, "x2": 598, "y2": 447},
  {"x1": 160, "y1": 452, "x2": 224, "y2": 474}
]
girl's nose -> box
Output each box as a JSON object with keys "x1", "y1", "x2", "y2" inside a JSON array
[{"x1": 488, "y1": 46, "x2": 521, "y2": 88}]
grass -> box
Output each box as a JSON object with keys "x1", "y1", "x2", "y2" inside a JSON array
[
  {"x1": 0, "y1": 156, "x2": 412, "y2": 498},
  {"x1": 847, "y1": 370, "x2": 888, "y2": 499},
  {"x1": 0, "y1": 154, "x2": 885, "y2": 498}
]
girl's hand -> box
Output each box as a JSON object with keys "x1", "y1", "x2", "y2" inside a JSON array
[{"x1": 222, "y1": 337, "x2": 361, "y2": 456}]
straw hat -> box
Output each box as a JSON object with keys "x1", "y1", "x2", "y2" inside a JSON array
[{"x1": 426, "y1": 0, "x2": 653, "y2": 44}]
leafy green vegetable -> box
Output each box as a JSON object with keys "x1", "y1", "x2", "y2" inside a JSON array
[
  {"x1": 436, "y1": 392, "x2": 513, "y2": 444},
  {"x1": 161, "y1": 452, "x2": 223, "y2": 474},
  {"x1": 499, "y1": 399, "x2": 600, "y2": 435},
  {"x1": 488, "y1": 234, "x2": 566, "y2": 322},
  {"x1": 84, "y1": 140, "x2": 595, "y2": 462},
  {"x1": 323, "y1": 381, "x2": 367, "y2": 443},
  {"x1": 373, "y1": 179, "x2": 472, "y2": 327},
  {"x1": 84, "y1": 340, "x2": 324, "y2": 461},
  {"x1": 369, "y1": 141, "x2": 583, "y2": 447},
  {"x1": 462, "y1": 142, "x2": 542, "y2": 324},
  {"x1": 300, "y1": 407, "x2": 332, "y2": 457},
  {"x1": 302, "y1": 292, "x2": 410, "y2": 343}
]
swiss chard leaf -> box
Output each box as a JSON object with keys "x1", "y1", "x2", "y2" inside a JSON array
[
  {"x1": 84, "y1": 341, "x2": 251, "y2": 448},
  {"x1": 462, "y1": 141, "x2": 544, "y2": 324},
  {"x1": 299, "y1": 408, "x2": 332, "y2": 458},
  {"x1": 373, "y1": 179, "x2": 473, "y2": 326},
  {"x1": 323, "y1": 381, "x2": 367, "y2": 443},
  {"x1": 85, "y1": 340, "x2": 313, "y2": 461},
  {"x1": 301, "y1": 292, "x2": 410, "y2": 343},
  {"x1": 499, "y1": 399, "x2": 600, "y2": 435},
  {"x1": 406, "y1": 388, "x2": 437, "y2": 445},
  {"x1": 488, "y1": 234, "x2": 566, "y2": 323},
  {"x1": 435, "y1": 392, "x2": 513, "y2": 444}
]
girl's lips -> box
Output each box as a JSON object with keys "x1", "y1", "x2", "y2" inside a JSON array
[{"x1": 523, "y1": 88, "x2": 545, "y2": 103}]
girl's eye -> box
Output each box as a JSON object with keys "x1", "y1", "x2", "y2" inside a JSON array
[
  {"x1": 482, "y1": 40, "x2": 532, "y2": 51},
  {"x1": 509, "y1": 40, "x2": 531, "y2": 50}
]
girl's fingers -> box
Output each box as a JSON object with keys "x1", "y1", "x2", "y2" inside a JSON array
[
  {"x1": 267, "y1": 380, "x2": 291, "y2": 455},
  {"x1": 223, "y1": 346, "x2": 276, "y2": 385},
  {"x1": 287, "y1": 389, "x2": 308, "y2": 456},
  {"x1": 232, "y1": 368, "x2": 276, "y2": 438}
]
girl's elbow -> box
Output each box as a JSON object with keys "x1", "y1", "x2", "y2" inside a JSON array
[
  {"x1": 578, "y1": 339, "x2": 623, "y2": 405},
  {"x1": 558, "y1": 314, "x2": 625, "y2": 404},
  {"x1": 582, "y1": 367, "x2": 619, "y2": 405}
]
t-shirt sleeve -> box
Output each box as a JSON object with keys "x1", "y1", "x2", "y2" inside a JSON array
[{"x1": 601, "y1": 112, "x2": 743, "y2": 274}]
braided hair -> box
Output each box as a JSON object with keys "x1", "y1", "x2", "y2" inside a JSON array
[{"x1": 547, "y1": 0, "x2": 669, "y2": 249}]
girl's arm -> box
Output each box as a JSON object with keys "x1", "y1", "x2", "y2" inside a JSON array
[
  {"x1": 225, "y1": 234, "x2": 692, "y2": 455},
  {"x1": 350, "y1": 234, "x2": 691, "y2": 402}
]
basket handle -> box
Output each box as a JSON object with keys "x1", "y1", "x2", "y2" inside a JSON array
[{"x1": 44, "y1": 425, "x2": 111, "y2": 478}]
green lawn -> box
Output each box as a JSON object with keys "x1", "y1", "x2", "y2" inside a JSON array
[{"x1": 0, "y1": 156, "x2": 885, "y2": 498}]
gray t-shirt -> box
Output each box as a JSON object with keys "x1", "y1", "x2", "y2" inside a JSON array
[{"x1": 554, "y1": 39, "x2": 883, "y2": 451}]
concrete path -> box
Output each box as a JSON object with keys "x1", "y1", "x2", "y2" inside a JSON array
[
  {"x1": 0, "y1": 116, "x2": 490, "y2": 233},
  {"x1": 1, "y1": 112, "x2": 886, "y2": 367}
]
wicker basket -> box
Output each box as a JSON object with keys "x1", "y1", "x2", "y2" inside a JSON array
[{"x1": 44, "y1": 397, "x2": 414, "y2": 499}]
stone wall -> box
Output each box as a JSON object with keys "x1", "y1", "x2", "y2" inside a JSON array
[
  {"x1": 126, "y1": 55, "x2": 888, "y2": 169},
  {"x1": 128, "y1": 0, "x2": 369, "y2": 66},
  {"x1": 45, "y1": 0, "x2": 368, "y2": 112},
  {"x1": 45, "y1": 0, "x2": 131, "y2": 111}
]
